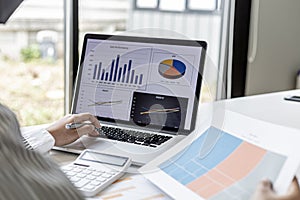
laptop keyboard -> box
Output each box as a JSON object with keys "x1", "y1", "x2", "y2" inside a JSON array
[{"x1": 99, "y1": 126, "x2": 172, "y2": 148}]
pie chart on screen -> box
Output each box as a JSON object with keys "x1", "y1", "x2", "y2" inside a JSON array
[{"x1": 158, "y1": 59, "x2": 186, "y2": 79}]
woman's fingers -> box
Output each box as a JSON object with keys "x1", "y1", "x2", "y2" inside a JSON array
[
  {"x1": 75, "y1": 124, "x2": 99, "y2": 137},
  {"x1": 69, "y1": 113, "x2": 101, "y2": 128}
]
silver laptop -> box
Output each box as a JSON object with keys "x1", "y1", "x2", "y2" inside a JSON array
[{"x1": 62, "y1": 34, "x2": 206, "y2": 165}]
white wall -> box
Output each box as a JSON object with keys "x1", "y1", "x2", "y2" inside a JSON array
[{"x1": 246, "y1": 0, "x2": 300, "y2": 95}]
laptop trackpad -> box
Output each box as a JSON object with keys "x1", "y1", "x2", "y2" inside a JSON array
[
  {"x1": 74, "y1": 136, "x2": 172, "y2": 165},
  {"x1": 79, "y1": 136, "x2": 154, "y2": 154}
]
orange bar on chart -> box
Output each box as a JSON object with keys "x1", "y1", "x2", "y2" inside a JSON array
[{"x1": 187, "y1": 142, "x2": 266, "y2": 198}]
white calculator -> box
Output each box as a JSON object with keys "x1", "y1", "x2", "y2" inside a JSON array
[{"x1": 61, "y1": 149, "x2": 131, "y2": 197}]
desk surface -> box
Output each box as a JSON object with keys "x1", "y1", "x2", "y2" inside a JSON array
[
  {"x1": 224, "y1": 89, "x2": 300, "y2": 130},
  {"x1": 49, "y1": 89, "x2": 300, "y2": 197}
]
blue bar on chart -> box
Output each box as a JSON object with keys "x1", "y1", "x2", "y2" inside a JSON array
[
  {"x1": 117, "y1": 67, "x2": 122, "y2": 82},
  {"x1": 97, "y1": 63, "x2": 102, "y2": 80},
  {"x1": 122, "y1": 64, "x2": 127, "y2": 83},
  {"x1": 93, "y1": 64, "x2": 97, "y2": 79},
  {"x1": 126, "y1": 60, "x2": 132, "y2": 83},
  {"x1": 101, "y1": 69, "x2": 105, "y2": 80},
  {"x1": 109, "y1": 59, "x2": 115, "y2": 81},
  {"x1": 130, "y1": 70, "x2": 135, "y2": 84},
  {"x1": 139, "y1": 74, "x2": 143, "y2": 85},
  {"x1": 113, "y1": 55, "x2": 120, "y2": 82},
  {"x1": 92, "y1": 55, "x2": 144, "y2": 86}
]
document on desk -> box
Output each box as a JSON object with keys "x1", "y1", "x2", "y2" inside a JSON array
[
  {"x1": 86, "y1": 174, "x2": 170, "y2": 200},
  {"x1": 139, "y1": 110, "x2": 300, "y2": 200}
]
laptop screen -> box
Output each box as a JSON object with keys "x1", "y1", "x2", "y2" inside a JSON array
[{"x1": 72, "y1": 34, "x2": 206, "y2": 135}]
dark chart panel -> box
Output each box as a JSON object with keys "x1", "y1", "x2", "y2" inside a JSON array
[{"x1": 130, "y1": 92, "x2": 188, "y2": 130}]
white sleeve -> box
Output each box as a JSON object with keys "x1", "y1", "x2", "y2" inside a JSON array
[{"x1": 21, "y1": 127, "x2": 55, "y2": 154}]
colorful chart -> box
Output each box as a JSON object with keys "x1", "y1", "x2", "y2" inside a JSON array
[
  {"x1": 159, "y1": 127, "x2": 287, "y2": 200},
  {"x1": 158, "y1": 59, "x2": 186, "y2": 79}
]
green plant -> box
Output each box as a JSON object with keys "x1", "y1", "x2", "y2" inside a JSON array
[{"x1": 20, "y1": 44, "x2": 41, "y2": 62}]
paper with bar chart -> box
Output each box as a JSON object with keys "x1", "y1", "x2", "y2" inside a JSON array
[
  {"x1": 160, "y1": 127, "x2": 286, "y2": 199},
  {"x1": 140, "y1": 110, "x2": 300, "y2": 200}
]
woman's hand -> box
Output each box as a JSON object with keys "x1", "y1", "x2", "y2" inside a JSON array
[
  {"x1": 252, "y1": 177, "x2": 300, "y2": 200},
  {"x1": 46, "y1": 113, "x2": 101, "y2": 146}
]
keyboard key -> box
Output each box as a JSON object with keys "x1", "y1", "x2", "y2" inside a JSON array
[{"x1": 100, "y1": 126, "x2": 172, "y2": 147}]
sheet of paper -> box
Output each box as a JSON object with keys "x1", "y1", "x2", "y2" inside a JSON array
[
  {"x1": 86, "y1": 174, "x2": 170, "y2": 200},
  {"x1": 139, "y1": 110, "x2": 300, "y2": 200}
]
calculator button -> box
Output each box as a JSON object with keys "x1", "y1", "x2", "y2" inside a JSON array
[
  {"x1": 81, "y1": 170, "x2": 92, "y2": 175},
  {"x1": 76, "y1": 174, "x2": 87, "y2": 178},
  {"x1": 70, "y1": 177, "x2": 81, "y2": 182},
  {"x1": 73, "y1": 168, "x2": 83, "y2": 173},
  {"x1": 66, "y1": 171, "x2": 76, "y2": 176},
  {"x1": 101, "y1": 174, "x2": 112, "y2": 178},
  {"x1": 62, "y1": 165, "x2": 74, "y2": 171},
  {"x1": 106, "y1": 171, "x2": 117, "y2": 175},
  {"x1": 74, "y1": 179, "x2": 90, "y2": 188},
  {"x1": 90, "y1": 180, "x2": 101, "y2": 186},
  {"x1": 91, "y1": 172, "x2": 102, "y2": 176},
  {"x1": 96, "y1": 177, "x2": 107, "y2": 182},
  {"x1": 82, "y1": 185, "x2": 95, "y2": 191},
  {"x1": 86, "y1": 175, "x2": 96, "y2": 180}
]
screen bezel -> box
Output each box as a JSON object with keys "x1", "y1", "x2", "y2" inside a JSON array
[{"x1": 72, "y1": 34, "x2": 207, "y2": 135}]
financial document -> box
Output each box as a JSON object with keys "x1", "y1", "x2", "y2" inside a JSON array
[
  {"x1": 140, "y1": 110, "x2": 300, "y2": 200},
  {"x1": 87, "y1": 174, "x2": 170, "y2": 200}
]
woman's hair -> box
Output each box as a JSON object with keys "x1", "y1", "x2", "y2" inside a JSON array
[
  {"x1": 0, "y1": 103, "x2": 22, "y2": 147},
  {"x1": 0, "y1": 103, "x2": 83, "y2": 200}
]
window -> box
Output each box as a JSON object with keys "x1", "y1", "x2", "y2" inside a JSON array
[
  {"x1": 188, "y1": 0, "x2": 218, "y2": 11},
  {"x1": 136, "y1": 0, "x2": 158, "y2": 9},
  {"x1": 0, "y1": 0, "x2": 64, "y2": 126},
  {"x1": 159, "y1": 0, "x2": 186, "y2": 11},
  {"x1": 135, "y1": 0, "x2": 219, "y2": 12}
]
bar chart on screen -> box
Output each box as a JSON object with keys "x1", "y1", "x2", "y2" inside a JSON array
[
  {"x1": 91, "y1": 55, "x2": 144, "y2": 86},
  {"x1": 83, "y1": 45, "x2": 152, "y2": 90}
]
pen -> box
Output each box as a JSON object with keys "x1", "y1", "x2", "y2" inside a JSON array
[
  {"x1": 65, "y1": 122, "x2": 93, "y2": 129},
  {"x1": 65, "y1": 122, "x2": 104, "y2": 135}
]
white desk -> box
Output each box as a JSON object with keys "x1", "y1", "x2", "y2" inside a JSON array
[
  {"x1": 222, "y1": 89, "x2": 300, "y2": 130},
  {"x1": 48, "y1": 89, "x2": 300, "y2": 198}
]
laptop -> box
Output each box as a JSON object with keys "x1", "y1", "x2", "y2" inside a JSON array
[{"x1": 63, "y1": 34, "x2": 207, "y2": 165}]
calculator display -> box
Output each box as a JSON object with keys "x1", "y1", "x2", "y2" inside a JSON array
[{"x1": 80, "y1": 151, "x2": 128, "y2": 166}]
